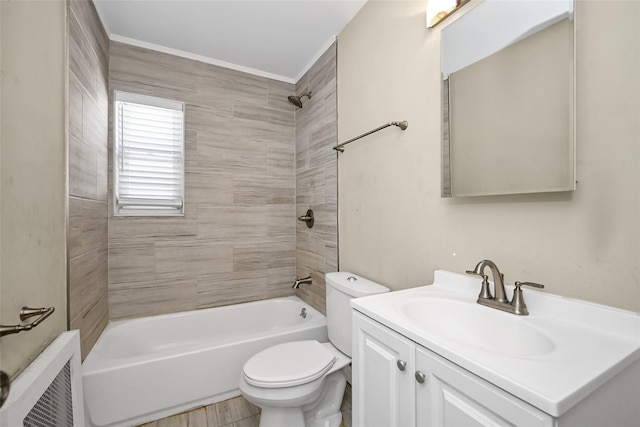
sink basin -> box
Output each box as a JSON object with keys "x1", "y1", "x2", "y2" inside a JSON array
[
  {"x1": 400, "y1": 296, "x2": 555, "y2": 356},
  {"x1": 352, "y1": 270, "x2": 640, "y2": 417}
]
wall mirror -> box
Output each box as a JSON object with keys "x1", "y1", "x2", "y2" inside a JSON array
[{"x1": 441, "y1": 0, "x2": 575, "y2": 197}]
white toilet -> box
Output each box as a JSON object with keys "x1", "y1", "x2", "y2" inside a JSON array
[{"x1": 239, "y1": 272, "x2": 389, "y2": 427}]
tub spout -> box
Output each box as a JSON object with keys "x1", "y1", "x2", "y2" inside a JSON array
[{"x1": 293, "y1": 276, "x2": 312, "y2": 289}]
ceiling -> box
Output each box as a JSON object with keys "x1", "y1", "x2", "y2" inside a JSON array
[{"x1": 93, "y1": 0, "x2": 367, "y2": 83}]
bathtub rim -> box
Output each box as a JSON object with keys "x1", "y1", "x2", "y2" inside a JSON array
[{"x1": 83, "y1": 295, "x2": 326, "y2": 373}]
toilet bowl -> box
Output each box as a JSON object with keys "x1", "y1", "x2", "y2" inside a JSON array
[
  {"x1": 239, "y1": 272, "x2": 389, "y2": 427},
  {"x1": 239, "y1": 341, "x2": 350, "y2": 427}
]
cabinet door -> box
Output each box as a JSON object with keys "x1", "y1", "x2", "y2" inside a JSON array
[
  {"x1": 415, "y1": 346, "x2": 553, "y2": 427},
  {"x1": 353, "y1": 312, "x2": 415, "y2": 427}
]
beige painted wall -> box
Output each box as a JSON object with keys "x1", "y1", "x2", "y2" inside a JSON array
[
  {"x1": 337, "y1": 0, "x2": 639, "y2": 312},
  {"x1": 0, "y1": 0, "x2": 68, "y2": 377}
]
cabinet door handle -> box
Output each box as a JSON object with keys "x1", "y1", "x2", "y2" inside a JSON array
[
  {"x1": 397, "y1": 360, "x2": 407, "y2": 371},
  {"x1": 415, "y1": 371, "x2": 426, "y2": 383}
]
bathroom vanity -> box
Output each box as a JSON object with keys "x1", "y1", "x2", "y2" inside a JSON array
[{"x1": 351, "y1": 271, "x2": 640, "y2": 426}]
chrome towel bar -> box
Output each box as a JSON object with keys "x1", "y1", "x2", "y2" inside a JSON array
[
  {"x1": 0, "y1": 306, "x2": 55, "y2": 337},
  {"x1": 333, "y1": 121, "x2": 408, "y2": 152}
]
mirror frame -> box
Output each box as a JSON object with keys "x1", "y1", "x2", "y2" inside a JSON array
[{"x1": 441, "y1": 1, "x2": 576, "y2": 198}]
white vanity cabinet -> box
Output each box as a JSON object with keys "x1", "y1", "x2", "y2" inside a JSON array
[
  {"x1": 353, "y1": 311, "x2": 553, "y2": 427},
  {"x1": 414, "y1": 345, "x2": 553, "y2": 426},
  {"x1": 351, "y1": 270, "x2": 640, "y2": 427},
  {"x1": 352, "y1": 310, "x2": 415, "y2": 427}
]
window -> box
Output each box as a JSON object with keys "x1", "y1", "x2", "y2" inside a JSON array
[{"x1": 113, "y1": 91, "x2": 185, "y2": 216}]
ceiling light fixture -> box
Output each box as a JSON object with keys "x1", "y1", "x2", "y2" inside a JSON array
[{"x1": 426, "y1": 0, "x2": 470, "y2": 28}]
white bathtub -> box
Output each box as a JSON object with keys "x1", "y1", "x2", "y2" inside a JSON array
[{"x1": 82, "y1": 296, "x2": 328, "y2": 427}]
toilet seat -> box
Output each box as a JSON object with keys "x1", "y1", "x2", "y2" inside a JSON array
[{"x1": 243, "y1": 340, "x2": 336, "y2": 388}]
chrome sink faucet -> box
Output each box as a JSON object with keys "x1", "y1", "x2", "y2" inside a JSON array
[
  {"x1": 466, "y1": 260, "x2": 544, "y2": 315},
  {"x1": 466, "y1": 259, "x2": 508, "y2": 303}
]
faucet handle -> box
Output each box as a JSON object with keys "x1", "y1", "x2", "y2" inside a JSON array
[
  {"x1": 465, "y1": 269, "x2": 482, "y2": 277},
  {"x1": 510, "y1": 281, "x2": 544, "y2": 315},
  {"x1": 514, "y1": 281, "x2": 544, "y2": 290},
  {"x1": 466, "y1": 271, "x2": 492, "y2": 300}
]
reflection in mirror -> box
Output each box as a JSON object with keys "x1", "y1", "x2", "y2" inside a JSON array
[{"x1": 441, "y1": 0, "x2": 575, "y2": 197}]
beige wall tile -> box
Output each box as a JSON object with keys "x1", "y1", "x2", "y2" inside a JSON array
[
  {"x1": 67, "y1": 0, "x2": 110, "y2": 359},
  {"x1": 97, "y1": 154, "x2": 108, "y2": 201},
  {"x1": 232, "y1": 176, "x2": 294, "y2": 205},
  {"x1": 309, "y1": 121, "x2": 337, "y2": 170},
  {"x1": 185, "y1": 104, "x2": 233, "y2": 136},
  {"x1": 267, "y1": 80, "x2": 296, "y2": 112},
  {"x1": 110, "y1": 42, "x2": 198, "y2": 93},
  {"x1": 70, "y1": 74, "x2": 83, "y2": 140},
  {"x1": 70, "y1": 0, "x2": 109, "y2": 63},
  {"x1": 197, "y1": 205, "x2": 272, "y2": 241},
  {"x1": 185, "y1": 168, "x2": 234, "y2": 206},
  {"x1": 194, "y1": 66, "x2": 269, "y2": 109},
  {"x1": 69, "y1": 250, "x2": 98, "y2": 320},
  {"x1": 69, "y1": 137, "x2": 97, "y2": 199},
  {"x1": 109, "y1": 277, "x2": 198, "y2": 319},
  {"x1": 69, "y1": 198, "x2": 107, "y2": 258},
  {"x1": 107, "y1": 41, "x2": 300, "y2": 316},
  {"x1": 107, "y1": 41, "x2": 334, "y2": 320},
  {"x1": 196, "y1": 132, "x2": 267, "y2": 174},
  {"x1": 109, "y1": 213, "x2": 198, "y2": 240},
  {"x1": 267, "y1": 266, "x2": 297, "y2": 298},
  {"x1": 233, "y1": 239, "x2": 295, "y2": 272},
  {"x1": 197, "y1": 206, "x2": 244, "y2": 240},
  {"x1": 197, "y1": 270, "x2": 268, "y2": 309},
  {"x1": 109, "y1": 78, "x2": 155, "y2": 97},
  {"x1": 267, "y1": 140, "x2": 295, "y2": 178},
  {"x1": 233, "y1": 104, "x2": 295, "y2": 142},
  {"x1": 69, "y1": 12, "x2": 98, "y2": 100},
  {"x1": 294, "y1": 43, "x2": 338, "y2": 314},
  {"x1": 154, "y1": 239, "x2": 234, "y2": 279},
  {"x1": 108, "y1": 240, "x2": 156, "y2": 284},
  {"x1": 267, "y1": 204, "x2": 295, "y2": 238},
  {"x1": 83, "y1": 90, "x2": 108, "y2": 157},
  {"x1": 309, "y1": 45, "x2": 337, "y2": 94},
  {"x1": 79, "y1": 291, "x2": 109, "y2": 358}
]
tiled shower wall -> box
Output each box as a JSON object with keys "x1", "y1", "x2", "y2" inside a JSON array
[
  {"x1": 294, "y1": 44, "x2": 338, "y2": 313},
  {"x1": 68, "y1": 0, "x2": 110, "y2": 358},
  {"x1": 107, "y1": 42, "x2": 297, "y2": 319}
]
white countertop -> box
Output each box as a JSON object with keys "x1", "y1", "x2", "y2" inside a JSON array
[{"x1": 351, "y1": 270, "x2": 640, "y2": 417}]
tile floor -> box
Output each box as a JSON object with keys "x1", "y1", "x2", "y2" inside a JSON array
[{"x1": 140, "y1": 383, "x2": 352, "y2": 427}]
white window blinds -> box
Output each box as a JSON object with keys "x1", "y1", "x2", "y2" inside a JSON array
[{"x1": 114, "y1": 91, "x2": 185, "y2": 216}]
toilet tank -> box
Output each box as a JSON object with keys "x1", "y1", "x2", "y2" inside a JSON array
[{"x1": 325, "y1": 272, "x2": 389, "y2": 356}]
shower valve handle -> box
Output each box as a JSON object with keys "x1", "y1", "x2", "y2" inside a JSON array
[{"x1": 297, "y1": 209, "x2": 314, "y2": 228}]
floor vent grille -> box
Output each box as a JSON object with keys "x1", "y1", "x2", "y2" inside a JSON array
[{"x1": 23, "y1": 360, "x2": 73, "y2": 427}]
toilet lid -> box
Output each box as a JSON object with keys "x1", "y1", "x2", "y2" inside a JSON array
[{"x1": 243, "y1": 340, "x2": 336, "y2": 388}]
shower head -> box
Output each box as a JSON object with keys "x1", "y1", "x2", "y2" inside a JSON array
[{"x1": 287, "y1": 91, "x2": 312, "y2": 108}]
